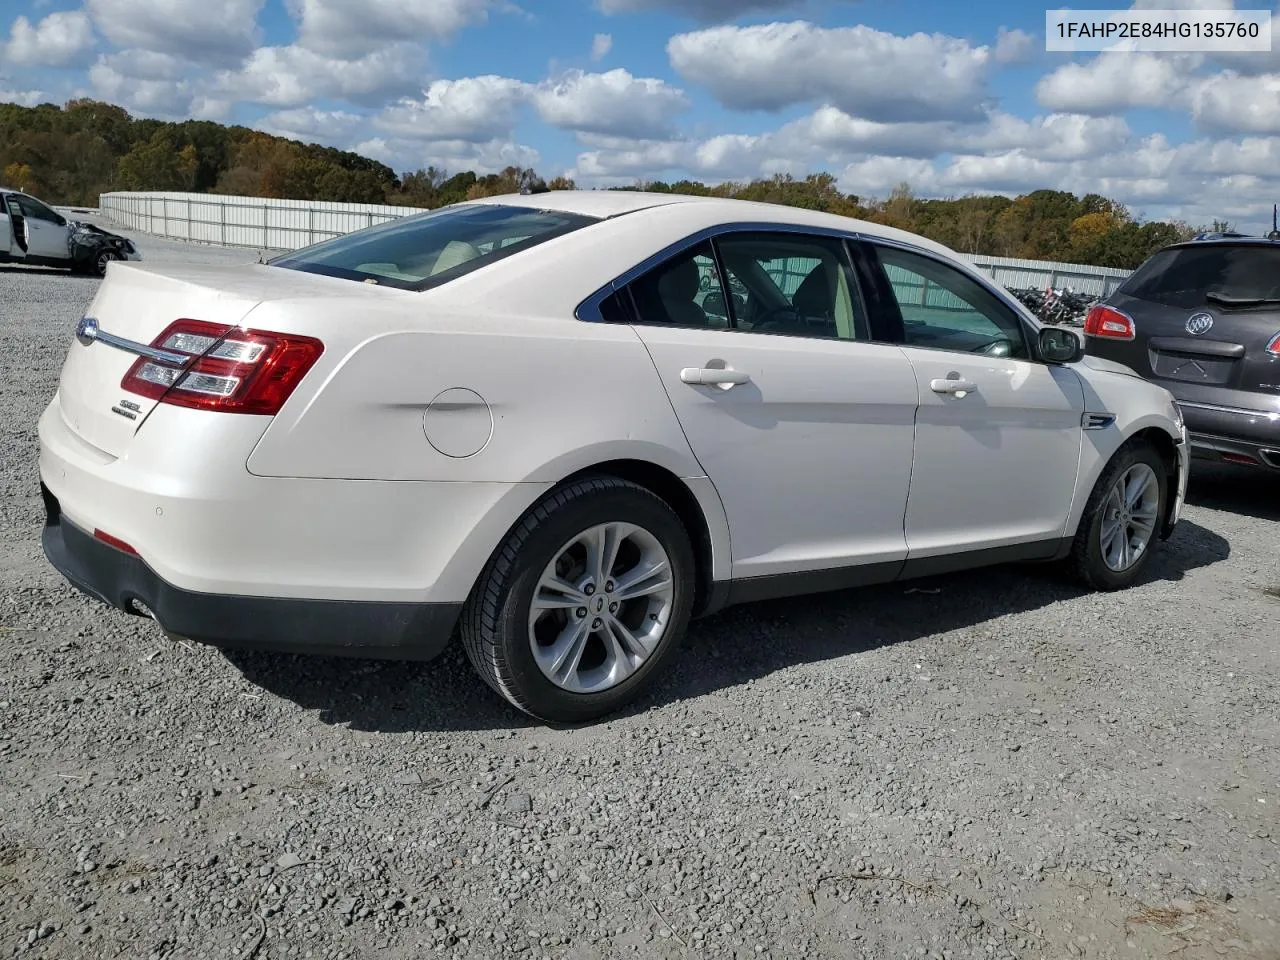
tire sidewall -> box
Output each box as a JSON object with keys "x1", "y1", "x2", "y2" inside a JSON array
[
  {"x1": 492, "y1": 486, "x2": 696, "y2": 723},
  {"x1": 1082, "y1": 443, "x2": 1168, "y2": 589}
]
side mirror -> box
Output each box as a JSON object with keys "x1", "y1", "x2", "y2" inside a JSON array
[{"x1": 1039, "y1": 326, "x2": 1085, "y2": 364}]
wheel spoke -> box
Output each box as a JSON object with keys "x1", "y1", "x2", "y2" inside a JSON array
[
  {"x1": 607, "y1": 616, "x2": 655, "y2": 661},
  {"x1": 1129, "y1": 515, "x2": 1157, "y2": 538},
  {"x1": 1125, "y1": 468, "x2": 1154, "y2": 510},
  {"x1": 547, "y1": 619, "x2": 592, "y2": 686},
  {"x1": 600, "y1": 622, "x2": 640, "y2": 682},
  {"x1": 585, "y1": 523, "x2": 624, "y2": 586},
  {"x1": 534, "y1": 574, "x2": 587, "y2": 612},
  {"x1": 614, "y1": 560, "x2": 672, "y2": 601}
]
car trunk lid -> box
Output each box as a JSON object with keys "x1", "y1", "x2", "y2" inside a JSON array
[
  {"x1": 1104, "y1": 242, "x2": 1280, "y2": 399},
  {"x1": 55, "y1": 260, "x2": 376, "y2": 458}
]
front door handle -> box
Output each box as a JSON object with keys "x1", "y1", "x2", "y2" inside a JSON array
[
  {"x1": 930, "y1": 377, "x2": 977, "y2": 396},
  {"x1": 680, "y1": 367, "x2": 750, "y2": 386}
]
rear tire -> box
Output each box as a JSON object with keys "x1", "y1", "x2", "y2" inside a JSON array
[
  {"x1": 460, "y1": 476, "x2": 696, "y2": 723},
  {"x1": 1068, "y1": 439, "x2": 1168, "y2": 590}
]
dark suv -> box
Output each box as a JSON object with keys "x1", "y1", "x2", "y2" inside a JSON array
[{"x1": 1083, "y1": 237, "x2": 1280, "y2": 470}]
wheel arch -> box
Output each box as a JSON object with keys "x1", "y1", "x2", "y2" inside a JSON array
[
  {"x1": 1129, "y1": 425, "x2": 1182, "y2": 539},
  {"x1": 1069, "y1": 420, "x2": 1182, "y2": 540},
  {"x1": 554, "y1": 458, "x2": 729, "y2": 617}
]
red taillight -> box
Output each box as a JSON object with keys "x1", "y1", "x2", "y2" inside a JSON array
[
  {"x1": 120, "y1": 320, "x2": 324, "y2": 415},
  {"x1": 1267, "y1": 332, "x2": 1280, "y2": 356},
  {"x1": 94, "y1": 528, "x2": 138, "y2": 554},
  {"x1": 1084, "y1": 305, "x2": 1136, "y2": 340}
]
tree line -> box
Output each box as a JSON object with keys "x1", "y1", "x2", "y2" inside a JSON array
[{"x1": 2, "y1": 98, "x2": 1209, "y2": 269}]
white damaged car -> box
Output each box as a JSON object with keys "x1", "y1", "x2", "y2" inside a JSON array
[
  {"x1": 2, "y1": 187, "x2": 140, "y2": 276},
  {"x1": 38, "y1": 190, "x2": 1188, "y2": 722}
]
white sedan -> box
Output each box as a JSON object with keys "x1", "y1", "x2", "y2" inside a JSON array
[{"x1": 38, "y1": 190, "x2": 1189, "y2": 722}]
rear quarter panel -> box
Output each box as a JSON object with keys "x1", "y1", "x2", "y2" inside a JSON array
[{"x1": 242, "y1": 296, "x2": 733, "y2": 583}]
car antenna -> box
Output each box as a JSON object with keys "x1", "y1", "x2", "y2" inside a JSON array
[{"x1": 1268, "y1": 203, "x2": 1280, "y2": 241}]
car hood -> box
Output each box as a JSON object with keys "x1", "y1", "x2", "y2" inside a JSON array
[{"x1": 1079, "y1": 353, "x2": 1143, "y2": 379}]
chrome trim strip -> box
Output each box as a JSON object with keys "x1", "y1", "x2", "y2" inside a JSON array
[
  {"x1": 1176, "y1": 399, "x2": 1280, "y2": 420},
  {"x1": 78, "y1": 317, "x2": 189, "y2": 367}
]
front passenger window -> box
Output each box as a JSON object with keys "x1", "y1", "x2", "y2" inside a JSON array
[{"x1": 874, "y1": 245, "x2": 1029, "y2": 359}]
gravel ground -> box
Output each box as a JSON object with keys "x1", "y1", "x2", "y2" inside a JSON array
[{"x1": 2, "y1": 224, "x2": 1278, "y2": 960}]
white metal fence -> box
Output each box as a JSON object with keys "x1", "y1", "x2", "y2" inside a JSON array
[{"x1": 98, "y1": 190, "x2": 1134, "y2": 297}]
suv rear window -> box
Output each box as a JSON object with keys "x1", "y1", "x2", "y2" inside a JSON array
[
  {"x1": 270, "y1": 203, "x2": 598, "y2": 291},
  {"x1": 1120, "y1": 243, "x2": 1280, "y2": 308}
]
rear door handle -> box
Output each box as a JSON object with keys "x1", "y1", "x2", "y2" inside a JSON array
[
  {"x1": 680, "y1": 367, "x2": 750, "y2": 386},
  {"x1": 930, "y1": 378, "x2": 977, "y2": 396}
]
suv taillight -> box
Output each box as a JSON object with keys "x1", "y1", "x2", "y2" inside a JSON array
[
  {"x1": 1083, "y1": 304, "x2": 1136, "y2": 340},
  {"x1": 1268, "y1": 332, "x2": 1280, "y2": 356},
  {"x1": 120, "y1": 319, "x2": 324, "y2": 415}
]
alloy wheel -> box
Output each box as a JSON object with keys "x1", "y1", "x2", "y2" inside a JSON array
[
  {"x1": 528, "y1": 522, "x2": 675, "y2": 694},
  {"x1": 1099, "y1": 462, "x2": 1160, "y2": 572}
]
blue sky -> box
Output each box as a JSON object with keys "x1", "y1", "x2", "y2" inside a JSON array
[{"x1": 3, "y1": 0, "x2": 1280, "y2": 230}]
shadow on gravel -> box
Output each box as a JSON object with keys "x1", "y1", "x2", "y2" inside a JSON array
[
  {"x1": 0, "y1": 266, "x2": 81, "y2": 278},
  {"x1": 1186, "y1": 461, "x2": 1280, "y2": 523},
  {"x1": 226, "y1": 520, "x2": 1228, "y2": 733}
]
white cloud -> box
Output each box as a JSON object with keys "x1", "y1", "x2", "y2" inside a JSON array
[
  {"x1": 85, "y1": 0, "x2": 264, "y2": 67},
  {"x1": 1034, "y1": 52, "x2": 1196, "y2": 114},
  {"x1": 287, "y1": 0, "x2": 489, "y2": 57},
  {"x1": 0, "y1": 89, "x2": 47, "y2": 107},
  {"x1": 1191, "y1": 72, "x2": 1280, "y2": 134},
  {"x1": 257, "y1": 107, "x2": 367, "y2": 145},
  {"x1": 837, "y1": 156, "x2": 943, "y2": 197},
  {"x1": 2, "y1": 12, "x2": 95, "y2": 67},
  {"x1": 993, "y1": 26, "x2": 1035, "y2": 65},
  {"x1": 88, "y1": 59, "x2": 198, "y2": 118},
  {"x1": 215, "y1": 43, "x2": 424, "y2": 107},
  {"x1": 532, "y1": 68, "x2": 688, "y2": 138},
  {"x1": 375, "y1": 75, "x2": 528, "y2": 141},
  {"x1": 668, "y1": 21, "x2": 993, "y2": 121},
  {"x1": 590, "y1": 33, "x2": 612, "y2": 62},
  {"x1": 599, "y1": 0, "x2": 798, "y2": 16},
  {"x1": 354, "y1": 135, "x2": 539, "y2": 175}
]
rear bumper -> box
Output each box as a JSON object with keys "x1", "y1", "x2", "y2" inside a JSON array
[
  {"x1": 41, "y1": 485, "x2": 462, "y2": 659},
  {"x1": 1178, "y1": 400, "x2": 1280, "y2": 468}
]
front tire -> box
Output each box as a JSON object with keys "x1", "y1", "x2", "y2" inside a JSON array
[
  {"x1": 460, "y1": 477, "x2": 696, "y2": 723},
  {"x1": 92, "y1": 251, "x2": 118, "y2": 278},
  {"x1": 1068, "y1": 439, "x2": 1168, "y2": 590}
]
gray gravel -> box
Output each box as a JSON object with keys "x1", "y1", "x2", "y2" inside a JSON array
[{"x1": 2, "y1": 224, "x2": 1278, "y2": 960}]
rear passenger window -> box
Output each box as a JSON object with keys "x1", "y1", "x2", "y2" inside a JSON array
[
  {"x1": 714, "y1": 232, "x2": 865, "y2": 340},
  {"x1": 627, "y1": 241, "x2": 730, "y2": 329}
]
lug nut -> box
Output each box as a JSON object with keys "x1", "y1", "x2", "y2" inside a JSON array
[
  {"x1": 592, "y1": 618, "x2": 603, "y2": 629},
  {"x1": 584, "y1": 583, "x2": 596, "y2": 596},
  {"x1": 605, "y1": 580, "x2": 615, "y2": 592},
  {"x1": 609, "y1": 602, "x2": 619, "y2": 613},
  {"x1": 575, "y1": 607, "x2": 587, "y2": 619}
]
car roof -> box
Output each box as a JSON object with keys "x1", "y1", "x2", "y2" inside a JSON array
[
  {"x1": 464, "y1": 190, "x2": 961, "y2": 260},
  {"x1": 1159, "y1": 236, "x2": 1280, "y2": 253}
]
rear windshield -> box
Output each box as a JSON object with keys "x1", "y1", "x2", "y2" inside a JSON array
[
  {"x1": 1120, "y1": 243, "x2": 1280, "y2": 308},
  {"x1": 269, "y1": 203, "x2": 598, "y2": 291}
]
